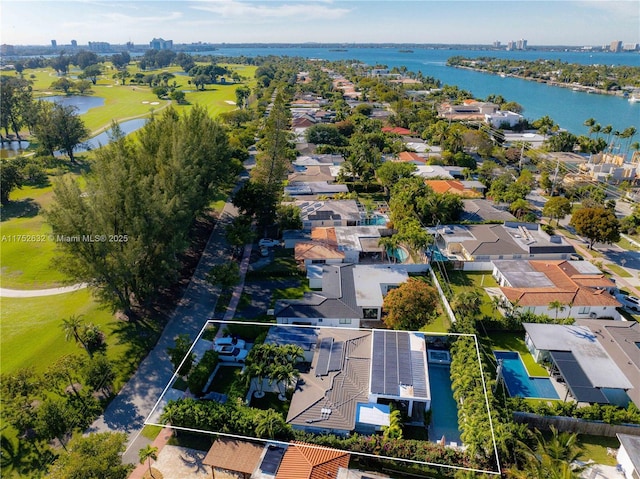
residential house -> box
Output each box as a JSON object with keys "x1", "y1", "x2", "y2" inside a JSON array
[
  {"x1": 523, "y1": 323, "x2": 633, "y2": 404},
  {"x1": 460, "y1": 199, "x2": 517, "y2": 223},
  {"x1": 435, "y1": 222, "x2": 575, "y2": 264},
  {"x1": 413, "y1": 164, "x2": 454, "y2": 180},
  {"x1": 502, "y1": 132, "x2": 546, "y2": 149},
  {"x1": 382, "y1": 126, "x2": 415, "y2": 136},
  {"x1": 439, "y1": 100, "x2": 499, "y2": 122},
  {"x1": 295, "y1": 226, "x2": 385, "y2": 268},
  {"x1": 284, "y1": 182, "x2": 349, "y2": 198},
  {"x1": 493, "y1": 260, "x2": 621, "y2": 320},
  {"x1": 285, "y1": 328, "x2": 430, "y2": 436},
  {"x1": 397, "y1": 151, "x2": 428, "y2": 164},
  {"x1": 202, "y1": 438, "x2": 269, "y2": 479},
  {"x1": 616, "y1": 434, "x2": 640, "y2": 479},
  {"x1": 275, "y1": 442, "x2": 349, "y2": 479},
  {"x1": 275, "y1": 264, "x2": 412, "y2": 326},
  {"x1": 293, "y1": 200, "x2": 362, "y2": 231},
  {"x1": 485, "y1": 110, "x2": 524, "y2": 128},
  {"x1": 575, "y1": 320, "x2": 640, "y2": 408},
  {"x1": 425, "y1": 180, "x2": 485, "y2": 198}
]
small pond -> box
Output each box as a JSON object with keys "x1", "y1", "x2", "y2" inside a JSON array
[
  {"x1": 77, "y1": 118, "x2": 148, "y2": 153},
  {"x1": 40, "y1": 95, "x2": 105, "y2": 115},
  {"x1": 0, "y1": 140, "x2": 30, "y2": 159}
]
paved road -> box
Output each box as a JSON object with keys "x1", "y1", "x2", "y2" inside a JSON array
[
  {"x1": 87, "y1": 189, "x2": 242, "y2": 464},
  {"x1": 0, "y1": 283, "x2": 87, "y2": 298}
]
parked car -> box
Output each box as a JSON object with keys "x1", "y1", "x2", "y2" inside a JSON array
[
  {"x1": 214, "y1": 345, "x2": 249, "y2": 363},
  {"x1": 214, "y1": 336, "x2": 246, "y2": 350},
  {"x1": 618, "y1": 294, "x2": 640, "y2": 312},
  {"x1": 259, "y1": 238, "x2": 280, "y2": 248}
]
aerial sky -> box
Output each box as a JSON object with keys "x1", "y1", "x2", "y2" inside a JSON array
[{"x1": 1, "y1": 0, "x2": 638, "y2": 46}]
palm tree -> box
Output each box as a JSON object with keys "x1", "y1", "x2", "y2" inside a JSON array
[
  {"x1": 382, "y1": 409, "x2": 403, "y2": 440},
  {"x1": 245, "y1": 360, "x2": 269, "y2": 398},
  {"x1": 254, "y1": 409, "x2": 288, "y2": 439},
  {"x1": 269, "y1": 363, "x2": 299, "y2": 400},
  {"x1": 583, "y1": 118, "x2": 595, "y2": 138},
  {"x1": 138, "y1": 445, "x2": 158, "y2": 479},
  {"x1": 61, "y1": 315, "x2": 91, "y2": 358},
  {"x1": 601, "y1": 125, "x2": 613, "y2": 151},
  {"x1": 451, "y1": 290, "x2": 483, "y2": 319},
  {"x1": 548, "y1": 300, "x2": 566, "y2": 321}
]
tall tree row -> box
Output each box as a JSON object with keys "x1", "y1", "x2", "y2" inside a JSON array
[{"x1": 46, "y1": 106, "x2": 234, "y2": 314}]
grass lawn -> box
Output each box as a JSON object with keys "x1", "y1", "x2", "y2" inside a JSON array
[
  {"x1": 420, "y1": 313, "x2": 450, "y2": 333},
  {"x1": 481, "y1": 331, "x2": 548, "y2": 377},
  {"x1": 578, "y1": 434, "x2": 619, "y2": 466},
  {"x1": 271, "y1": 282, "x2": 311, "y2": 307},
  {"x1": 605, "y1": 263, "x2": 632, "y2": 277},
  {"x1": 207, "y1": 366, "x2": 244, "y2": 395},
  {"x1": 617, "y1": 237, "x2": 640, "y2": 252},
  {"x1": 13, "y1": 64, "x2": 257, "y2": 135},
  {"x1": 446, "y1": 270, "x2": 502, "y2": 321},
  {"x1": 0, "y1": 290, "x2": 114, "y2": 374}
]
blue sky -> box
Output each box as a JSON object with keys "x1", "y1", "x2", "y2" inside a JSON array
[{"x1": 1, "y1": 1, "x2": 638, "y2": 46}]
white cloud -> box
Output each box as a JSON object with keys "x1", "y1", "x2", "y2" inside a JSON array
[{"x1": 190, "y1": 0, "x2": 351, "y2": 20}]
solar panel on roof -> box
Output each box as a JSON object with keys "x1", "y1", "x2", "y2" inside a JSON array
[
  {"x1": 315, "y1": 337, "x2": 333, "y2": 376},
  {"x1": 398, "y1": 332, "x2": 413, "y2": 386},
  {"x1": 328, "y1": 341, "x2": 344, "y2": 371},
  {"x1": 371, "y1": 331, "x2": 386, "y2": 394},
  {"x1": 385, "y1": 332, "x2": 399, "y2": 395}
]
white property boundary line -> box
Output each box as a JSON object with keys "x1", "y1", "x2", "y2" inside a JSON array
[{"x1": 144, "y1": 320, "x2": 502, "y2": 476}]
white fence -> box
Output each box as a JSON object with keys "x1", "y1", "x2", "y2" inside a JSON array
[{"x1": 429, "y1": 268, "x2": 457, "y2": 324}]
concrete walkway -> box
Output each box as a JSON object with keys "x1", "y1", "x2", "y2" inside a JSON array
[
  {"x1": 0, "y1": 283, "x2": 87, "y2": 297},
  {"x1": 87, "y1": 180, "x2": 248, "y2": 466}
]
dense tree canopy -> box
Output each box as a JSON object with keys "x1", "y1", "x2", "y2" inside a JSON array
[
  {"x1": 569, "y1": 206, "x2": 620, "y2": 249},
  {"x1": 46, "y1": 107, "x2": 234, "y2": 313},
  {"x1": 382, "y1": 278, "x2": 439, "y2": 330}
]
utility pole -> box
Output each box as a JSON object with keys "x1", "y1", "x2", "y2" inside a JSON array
[{"x1": 550, "y1": 156, "x2": 561, "y2": 195}]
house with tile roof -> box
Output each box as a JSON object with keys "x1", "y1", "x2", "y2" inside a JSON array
[
  {"x1": 435, "y1": 222, "x2": 575, "y2": 264},
  {"x1": 285, "y1": 328, "x2": 430, "y2": 436},
  {"x1": 493, "y1": 260, "x2": 621, "y2": 320},
  {"x1": 425, "y1": 180, "x2": 485, "y2": 198},
  {"x1": 397, "y1": 151, "x2": 427, "y2": 164},
  {"x1": 275, "y1": 442, "x2": 349, "y2": 479},
  {"x1": 202, "y1": 438, "x2": 267, "y2": 479},
  {"x1": 275, "y1": 264, "x2": 410, "y2": 326},
  {"x1": 381, "y1": 126, "x2": 415, "y2": 136}
]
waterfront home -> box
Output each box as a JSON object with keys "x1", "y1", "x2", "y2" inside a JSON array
[
  {"x1": 485, "y1": 110, "x2": 524, "y2": 128},
  {"x1": 493, "y1": 260, "x2": 621, "y2": 320},
  {"x1": 438, "y1": 100, "x2": 499, "y2": 122}
]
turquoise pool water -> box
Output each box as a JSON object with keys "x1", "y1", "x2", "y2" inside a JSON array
[
  {"x1": 494, "y1": 351, "x2": 559, "y2": 399},
  {"x1": 364, "y1": 215, "x2": 388, "y2": 226},
  {"x1": 428, "y1": 363, "x2": 461, "y2": 444},
  {"x1": 387, "y1": 247, "x2": 409, "y2": 262}
]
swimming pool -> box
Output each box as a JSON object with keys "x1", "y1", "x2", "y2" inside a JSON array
[
  {"x1": 428, "y1": 363, "x2": 461, "y2": 445},
  {"x1": 364, "y1": 214, "x2": 388, "y2": 226},
  {"x1": 387, "y1": 247, "x2": 409, "y2": 262},
  {"x1": 494, "y1": 351, "x2": 558, "y2": 399}
]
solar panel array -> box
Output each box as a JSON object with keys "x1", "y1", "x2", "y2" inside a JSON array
[
  {"x1": 315, "y1": 337, "x2": 346, "y2": 377},
  {"x1": 371, "y1": 331, "x2": 414, "y2": 396}
]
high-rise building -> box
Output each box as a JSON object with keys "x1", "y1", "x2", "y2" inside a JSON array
[
  {"x1": 610, "y1": 40, "x2": 622, "y2": 52},
  {"x1": 623, "y1": 43, "x2": 638, "y2": 51},
  {"x1": 507, "y1": 41, "x2": 515, "y2": 51},
  {"x1": 71, "y1": 40, "x2": 77, "y2": 48},
  {"x1": 149, "y1": 38, "x2": 173, "y2": 50},
  {"x1": 516, "y1": 39, "x2": 527, "y2": 50},
  {"x1": 88, "y1": 41, "x2": 111, "y2": 52},
  {"x1": 51, "y1": 39, "x2": 57, "y2": 48},
  {"x1": 493, "y1": 41, "x2": 501, "y2": 48}
]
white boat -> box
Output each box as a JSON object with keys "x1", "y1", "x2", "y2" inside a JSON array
[{"x1": 629, "y1": 95, "x2": 639, "y2": 103}]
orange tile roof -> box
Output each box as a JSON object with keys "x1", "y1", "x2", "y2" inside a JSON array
[
  {"x1": 295, "y1": 242, "x2": 345, "y2": 261},
  {"x1": 425, "y1": 180, "x2": 465, "y2": 194},
  {"x1": 276, "y1": 442, "x2": 350, "y2": 479},
  {"x1": 310, "y1": 227, "x2": 338, "y2": 244},
  {"x1": 381, "y1": 126, "x2": 414, "y2": 135},
  {"x1": 500, "y1": 260, "x2": 621, "y2": 308},
  {"x1": 202, "y1": 438, "x2": 264, "y2": 474},
  {"x1": 397, "y1": 151, "x2": 426, "y2": 163}
]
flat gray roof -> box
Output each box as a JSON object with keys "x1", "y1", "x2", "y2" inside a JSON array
[
  {"x1": 617, "y1": 434, "x2": 640, "y2": 473},
  {"x1": 523, "y1": 323, "x2": 633, "y2": 390}
]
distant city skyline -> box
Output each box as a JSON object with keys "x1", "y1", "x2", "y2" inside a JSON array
[{"x1": 1, "y1": 1, "x2": 639, "y2": 47}]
